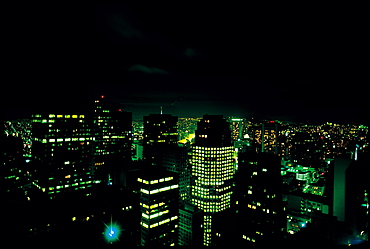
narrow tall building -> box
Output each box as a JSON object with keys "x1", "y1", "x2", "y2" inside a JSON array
[
  {"x1": 93, "y1": 96, "x2": 132, "y2": 186},
  {"x1": 189, "y1": 115, "x2": 235, "y2": 246}
]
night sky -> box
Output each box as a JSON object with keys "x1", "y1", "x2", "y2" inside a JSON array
[{"x1": 6, "y1": 3, "x2": 367, "y2": 124}]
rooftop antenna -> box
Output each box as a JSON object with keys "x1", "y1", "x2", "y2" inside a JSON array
[{"x1": 160, "y1": 105, "x2": 163, "y2": 115}]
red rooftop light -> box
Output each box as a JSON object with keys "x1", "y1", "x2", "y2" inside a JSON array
[{"x1": 101, "y1": 95, "x2": 105, "y2": 99}]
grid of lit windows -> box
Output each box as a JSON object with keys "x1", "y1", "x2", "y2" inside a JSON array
[
  {"x1": 190, "y1": 146, "x2": 234, "y2": 213},
  {"x1": 31, "y1": 114, "x2": 95, "y2": 198},
  {"x1": 203, "y1": 215, "x2": 212, "y2": 246},
  {"x1": 138, "y1": 175, "x2": 178, "y2": 246}
]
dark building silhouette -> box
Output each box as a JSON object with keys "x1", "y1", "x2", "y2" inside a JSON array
[
  {"x1": 178, "y1": 203, "x2": 203, "y2": 246},
  {"x1": 233, "y1": 150, "x2": 285, "y2": 246},
  {"x1": 143, "y1": 113, "x2": 178, "y2": 166},
  {"x1": 92, "y1": 96, "x2": 132, "y2": 187},
  {"x1": 325, "y1": 156, "x2": 369, "y2": 245},
  {"x1": 162, "y1": 144, "x2": 191, "y2": 206},
  {"x1": 1, "y1": 134, "x2": 28, "y2": 202}
]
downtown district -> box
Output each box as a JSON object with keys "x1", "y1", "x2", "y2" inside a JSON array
[{"x1": 2, "y1": 96, "x2": 369, "y2": 247}]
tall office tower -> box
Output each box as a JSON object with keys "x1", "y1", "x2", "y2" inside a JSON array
[
  {"x1": 233, "y1": 151, "x2": 285, "y2": 246},
  {"x1": 178, "y1": 203, "x2": 203, "y2": 246},
  {"x1": 327, "y1": 158, "x2": 351, "y2": 223},
  {"x1": 162, "y1": 145, "x2": 191, "y2": 205},
  {"x1": 138, "y1": 167, "x2": 179, "y2": 246},
  {"x1": 31, "y1": 114, "x2": 96, "y2": 198},
  {"x1": 143, "y1": 113, "x2": 178, "y2": 166},
  {"x1": 190, "y1": 115, "x2": 235, "y2": 246},
  {"x1": 326, "y1": 157, "x2": 369, "y2": 245},
  {"x1": 93, "y1": 96, "x2": 132, "y2": 186},
  {"x1": 345, "y1": 155, "x2": 369, "y2": 243}
]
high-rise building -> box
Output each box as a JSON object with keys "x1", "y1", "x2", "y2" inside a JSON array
[
  {"x1": 93, "y1": 96, "x2": 132, "y2": 186},
  {"x1": 233, "y1": 151, "x2": 285, "y2": 246},
  {"x1": 325, "y1": 157, "x2": 369, "y2": 245},
  {"x1": 31, "y1": 114, "x2": 96, "y2": 198},
  {"x1": 162, "y1": 145, "x2": 191, "y2": 205},
  {"x1": 178, "y1": 203, "x2": 203, "y2": 246},
  {"x1": 189, "y1": 115, "x2": 235, "y2": 246},
  {"x1": 143, "y1": 114, "x2": 178, "y2": 166},
  {"x1": 138, "y1": 167, "x2": 179, "y2": 246}
]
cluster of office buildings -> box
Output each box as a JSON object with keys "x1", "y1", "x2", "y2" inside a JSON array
[{"x1": 2, "y1": 96, "x2": 369, "y2": 247}]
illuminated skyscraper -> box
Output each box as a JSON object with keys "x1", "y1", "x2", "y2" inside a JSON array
[
  {"x1": 93, "y1": 96, "x2": 132, "y2": 186},
  {"x1": 138, "y1": 167, "x2": 179, "y2": 246},
  {"x1": 31, "y1": 114, "x2": 96, "y2": 198},
  {"x1": 143, "y1": 113, "x2": 178, "y2": 166},
  {"x1": 190, "y1": 115, "x2": 235, "y2": 246}
]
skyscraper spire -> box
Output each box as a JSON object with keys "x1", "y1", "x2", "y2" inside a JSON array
[{"x1": 160, "y1": 106, "x2": 163, "y2": 115}]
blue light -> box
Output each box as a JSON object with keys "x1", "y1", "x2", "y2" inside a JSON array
[{"x1": 103, "y1": 216, "x2": 122, "y2": 244}]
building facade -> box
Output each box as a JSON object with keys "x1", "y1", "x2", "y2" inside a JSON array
[
  {"x1": 233, "y1": 151, "x2": 285, "y2": 246},
  {"x1": 189, "y1": 115, "x2": 235, "y2": 246},
  {"x1": 31, "y1": 114, "x2": 96, "y2": 198},
  {"x1": 93, "y1": 96, "x2": 132, "y2": 186},
  {"x1": 138, "y1": 167, "x2": 179, "y2": 246}
]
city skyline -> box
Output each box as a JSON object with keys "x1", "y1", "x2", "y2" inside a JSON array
[
  {"x1": 3, "y1": 3, "x2": 368, "y2": 247},
  {"x1": 3, "y1": 100, "x2": 369, "y2": 247}
]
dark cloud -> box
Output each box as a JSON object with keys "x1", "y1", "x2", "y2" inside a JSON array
[
  {"x1": 184, "y1": 48, "x2": 198, "y2": 58},
  {"x1": 109, "y1": 13, "x2": 144, "y2": 39},
  {"x1": 128, "y1": 64, "x2": 169, "y2": 75},
  {"x1": 6, "y1": 3, "x2": 366, "y2": 124}
]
